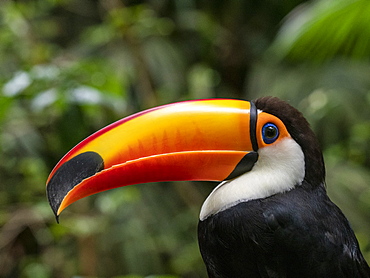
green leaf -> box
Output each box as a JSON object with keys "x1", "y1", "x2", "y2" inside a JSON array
[{"x1": 271, "y1": 0, "x2": 370, "y2": 63}]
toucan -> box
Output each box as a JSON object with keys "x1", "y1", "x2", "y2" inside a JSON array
[{"x1": 47, "y1": 97, "x2": 370, "y2": 277}]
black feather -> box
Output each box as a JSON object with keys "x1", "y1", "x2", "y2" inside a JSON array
[{"x1": 199, "y1": 184, "x2": 370, "y2": 278}]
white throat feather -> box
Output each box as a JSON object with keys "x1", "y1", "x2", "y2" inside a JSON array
[{"x1": 199, "y1": 138, "x2": 305, "y2": 221}]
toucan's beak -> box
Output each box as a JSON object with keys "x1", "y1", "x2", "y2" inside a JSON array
[{"x1": 47, "y1": 99, "x2": 259, "y2": 219}]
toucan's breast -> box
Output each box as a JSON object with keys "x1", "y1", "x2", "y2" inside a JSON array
[{"x1": 198, "y1": 184, "x2": 368, "y2": 278}]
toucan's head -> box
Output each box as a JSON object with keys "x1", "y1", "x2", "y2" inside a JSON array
[{"x1": 46, "y1": 97, "x2": 325, "y2": 221}]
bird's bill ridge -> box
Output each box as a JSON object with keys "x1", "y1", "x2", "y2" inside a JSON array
[{"x1": 46, "y1": 99, "x2": 259, "y2": 218}]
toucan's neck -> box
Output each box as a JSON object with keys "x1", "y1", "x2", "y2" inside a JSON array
[{"x1": 199, "y1": 137, "x2": 305, "y2": 221}]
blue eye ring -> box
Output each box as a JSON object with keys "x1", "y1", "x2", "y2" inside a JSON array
[{"x1": 262, "y1": 123, "x2": 279, "y2": 144}]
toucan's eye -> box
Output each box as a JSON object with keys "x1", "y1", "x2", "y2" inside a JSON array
[{"x1": 262, "y1": 123, "x2": 279, "y2": 144}]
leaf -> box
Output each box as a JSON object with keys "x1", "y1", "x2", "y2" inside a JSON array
[{"x1": 271, "y1": 0, "x2": 370, "y2": 63}]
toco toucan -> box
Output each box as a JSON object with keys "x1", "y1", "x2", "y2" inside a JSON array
[{"x1": 47, "y1": 97, "x2": 370, "y2": 277}]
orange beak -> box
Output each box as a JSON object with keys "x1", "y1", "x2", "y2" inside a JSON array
[{"x1": 46, "y1": 99, "x2": 259, "y2": 220}]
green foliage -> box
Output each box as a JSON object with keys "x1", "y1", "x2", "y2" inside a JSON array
[
  {"x1": 1, "y1": 0, "x2": 369, "y2": 277},
  {"x1": 271, "y1": 0, "x2": 370, "y2": 62}
]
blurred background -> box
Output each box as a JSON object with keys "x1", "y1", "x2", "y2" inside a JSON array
[{"x1": 0, "y1": 0, "x2": 369, "y2": 277}]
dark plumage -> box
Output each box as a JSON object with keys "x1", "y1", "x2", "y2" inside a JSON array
[{"x1": 198, "y1": 97, "x2": 370, "y2": 278}]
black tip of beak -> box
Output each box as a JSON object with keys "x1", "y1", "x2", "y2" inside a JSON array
[
  {"x1": 47, "y1": 151, "x2": 104, "y2": 221},
  {"x1": 225, "y1": 151, "x2": 258, "y2": 180}
]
